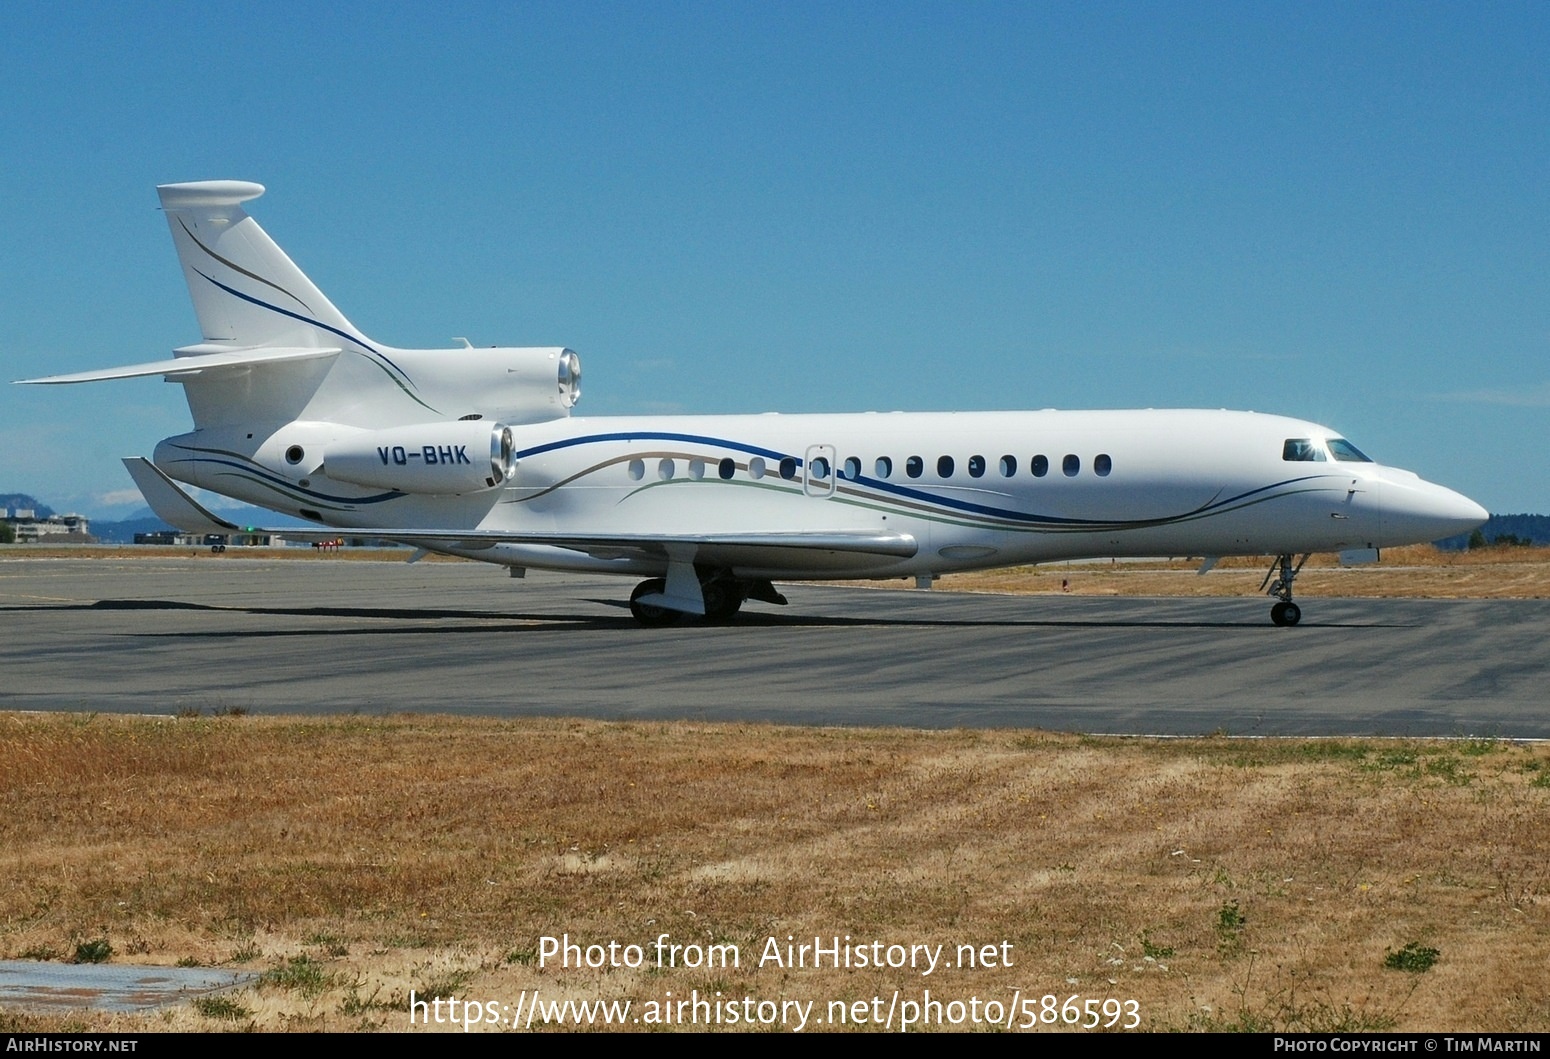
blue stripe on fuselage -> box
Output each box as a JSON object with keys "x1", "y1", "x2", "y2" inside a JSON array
[{"x1": 513, "y1": 431, "x2": 1336, "y2": 528}]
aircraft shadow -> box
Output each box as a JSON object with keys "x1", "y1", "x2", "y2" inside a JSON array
[
  {"x1": 582, "y1": 599, "x2": 1406, "y2": 630},
  {"x1": 2, "y1": 597, "x2": 1409, "y2": 632}
]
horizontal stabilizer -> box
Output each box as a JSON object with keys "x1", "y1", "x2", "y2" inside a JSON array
[
  {"x1": 122, "y1": 458, "x2": 240, "y2": 535},
  {"x1": 16, "y1": 347, "x2": 341, "y2": 385}
]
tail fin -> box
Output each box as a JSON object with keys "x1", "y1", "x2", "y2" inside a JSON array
[{"x1": 158, "y1": 181, "x2": 368, "y2": 351}]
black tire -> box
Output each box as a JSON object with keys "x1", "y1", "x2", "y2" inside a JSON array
[
  {"x1": 701, "y1": 580, "x2": 744, "y2": 622},
  {"x1": 1270, "y1": 601, "x2": 1301, "y2": 626},
  {"x1": 629, "y1": 578, "x2": 681, "y2": 627}
]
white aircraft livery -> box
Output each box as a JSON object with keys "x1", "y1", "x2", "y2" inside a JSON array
[{"x1": 21, "y1": 180, "x2": 1488, "y2": 626}]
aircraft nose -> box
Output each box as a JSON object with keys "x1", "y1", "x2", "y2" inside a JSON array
[{"x1": 1375, "y1": 475, "x2": 1489, "y2": 545}]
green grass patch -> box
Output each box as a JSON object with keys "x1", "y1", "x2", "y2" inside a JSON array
[
  {"x1": 70, "y1": 938, "x2": 112, "y2": 964},
  {"x1": 192, "y1": 994, "x2": 251, "y2": 1021},
  {"x1": 261, "y1": 955, "x2": 335, "y2": 997},
  {"x1": 1384, "y1": 942, "x2": 1440, "y2": 973}
]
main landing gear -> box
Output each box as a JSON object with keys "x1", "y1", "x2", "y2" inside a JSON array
[
  {"x1": 1260, "y1": 552, "x2": 1308, "y2": 626},
  {"x1": 627, "y1": 572, "x2": 786, "y2": 627},
  {"x1": 629, "y1": 578, "x2": 680, "y2": 627}
]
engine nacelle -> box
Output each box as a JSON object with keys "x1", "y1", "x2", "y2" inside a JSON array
[
  {"x1": 325, "y1": 421, "x2": 516, "y2": 494},
  {"x1": 389, "y1": 346, "x2": 581, "y2": 425}
]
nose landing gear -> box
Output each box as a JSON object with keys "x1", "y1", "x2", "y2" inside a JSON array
[{"x1": 1261, "y1": 553, "x2": 1308, "y2": 626}]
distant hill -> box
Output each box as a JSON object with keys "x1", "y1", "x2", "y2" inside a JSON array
[
  {"x1": 0, "y1": 493, "x2": 55, "y2": 519},
  {"x1": 1437, "y1": 514, "x2": 1550, "y2": 550},
  {"x1": 91, "y1": 514, "x2": 176, "y2": 543},
  {"x1": 90, "y1": 504, "x2": 313, "y2": 542}
]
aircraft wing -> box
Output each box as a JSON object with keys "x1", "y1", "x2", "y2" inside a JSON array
[
  {"x1": 379, "y1": 530, "x2": 921, "y2": 572},
  {"x1": 16, "y1": 346, "x2": 341, "y2": 384},
  {"x1": 121, "y1": 458, "x2": 918, "y2": 564}
]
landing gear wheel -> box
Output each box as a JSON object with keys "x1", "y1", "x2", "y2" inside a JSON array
[
  {"x1": 1270, "y1": 601, "x2": 1302, "y2": 627},
  {"x1": 701, "y1": 580, "x2": 744, "y2": 623},
  {"x1": 629, "y1": 578, "x2": 682, "y2": 627},
  {"x1": 1262, "y1": 553, "x2": 1308, "y2": 627}
]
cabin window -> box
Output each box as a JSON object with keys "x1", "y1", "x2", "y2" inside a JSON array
[
  {"x1": 779, "y1": 457, "x2": 798, "y2": 480},
  {"x1": 906, "y1": 456, "x2": 924, "y2": 479},
  {"x1": 688, "y1": 458, "x2": 705, "y2": 480},
  {"x1": 718, "y1": 457, "x2": 736, "y2": 480},
  {"x1": 1094, "y1": 453, "x2": 1112, "y2": 477},
  {"x1": 658, "y1": 458, "x2": 675, "y2": 480},
  {"x1": 937, "y1": 455, "x2": 954, "y2": 478},
  {"x1": 810, "y1": 455, "x2": 831, "y2": 479},
  {"x1": 875, "y1": 456, "x2": 893, "y2": 479},
  {"x1": 1063, "y1": 454, "x2": 1080, "y2": 476},
  {"x1": 1327, "y1": 438, "x2": 1373, "y2": 463},
  {"x1": 1031, "y1": 454, "x2": 1049, "y2": 477},
  {"x1": 1282, "y1": 439, "x2": 1326, "y2": 462},
  {"x1": 999, "y1": 455, "x2": 1017, "y2": 477},
  {"x1": 968, "y1": 455, "x2": 986, "y2": 478},
  {"x1": 627, "y1": 458, "x2": 645, "y2": 481},
  {"x1": 843, "y1": 456, "x2": 861, "y2": 480},
  {"x1": 748, "y1": 457, "x2": 766, "y2": 480}
]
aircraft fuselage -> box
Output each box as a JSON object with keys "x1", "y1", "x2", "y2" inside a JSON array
[{"x1": 153, "y1": 406, "x2": 1484, "y2": 582}]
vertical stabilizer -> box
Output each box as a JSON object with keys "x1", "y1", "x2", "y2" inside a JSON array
[{"x1": 158, "y1": 181, "x2": 366, "y2": 351}]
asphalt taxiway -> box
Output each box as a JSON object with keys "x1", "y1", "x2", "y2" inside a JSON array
[{"x1": 2, "y1": 557, "x2": 1545, "y2": 737}]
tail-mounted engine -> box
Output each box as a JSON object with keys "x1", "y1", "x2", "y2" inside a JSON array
[
  {"x1": 391, "y1": 346, "x2": 581, "y2": 425},
  {"x1": 157, "y1": 419, "x2": 520, "y2": 498},
  {"x1": 324, "y1": 421, "x2": 516, "y2": 494}
]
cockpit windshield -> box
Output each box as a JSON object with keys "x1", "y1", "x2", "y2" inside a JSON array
[
  {"x1": 1326, "y1": 438, "x2": 1372, "y2": 463},
  {"x1": 1283, "y1": 437, "x2": 1374, "y2": 463},
  {"x1": 1282, "y1": 439, "x2": 1326, "y2": 462}
]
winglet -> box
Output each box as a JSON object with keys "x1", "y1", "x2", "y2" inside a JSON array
[{"x1": 121, "y1": 457, "x2": 239, "y2": 535}]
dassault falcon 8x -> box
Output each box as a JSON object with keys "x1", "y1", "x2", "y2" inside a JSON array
[{"x1": 19, "y1": 181, "x2": 1487, "y2": 626}]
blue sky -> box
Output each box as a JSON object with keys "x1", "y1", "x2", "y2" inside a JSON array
[{"x1": 3, "y1": 1, "x2": 1546, "y2": 516}]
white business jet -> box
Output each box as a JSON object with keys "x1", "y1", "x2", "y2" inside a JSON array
[{"x1": 20, "y1": 181, "x2": 1486, "y2": 626}]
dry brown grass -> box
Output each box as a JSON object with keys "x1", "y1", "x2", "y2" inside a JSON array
[{"x1": 1, "y1": 713, "x2": 1546, "y2": 1032}]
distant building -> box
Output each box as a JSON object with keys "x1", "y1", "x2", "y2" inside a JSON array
[
  {"x1": 135, "y1": 532, "x2": 283, "y2": 548},
  {"x1": 1, "y1": 509, "x2": 92, "y2": 543}
]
